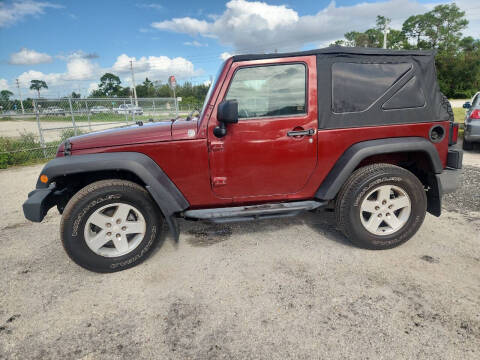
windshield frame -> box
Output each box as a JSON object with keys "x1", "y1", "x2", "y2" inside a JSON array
[{"x1": 199, "y1": 60, "x2": 226, "y2": 121}]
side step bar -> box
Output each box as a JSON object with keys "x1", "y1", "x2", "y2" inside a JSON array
[{"x1": 183, "y1": 200, "x2": 327, "y2": 223}]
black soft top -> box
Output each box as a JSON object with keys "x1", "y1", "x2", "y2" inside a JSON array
[{"x1": 232, "y1": 46, "x2": 436, "y2": 62}]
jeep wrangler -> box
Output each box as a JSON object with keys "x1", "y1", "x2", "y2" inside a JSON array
[{"x1": 23, "y1": 47, "x2": 463, "y2": 273}]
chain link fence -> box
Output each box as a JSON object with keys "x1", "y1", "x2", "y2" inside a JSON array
[{"x1": 0, "y1": 97, "x2": 195, "y2": 168}]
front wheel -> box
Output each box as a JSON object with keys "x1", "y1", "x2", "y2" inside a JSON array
[
  {"x1": 335, "y1": 164, "x2": 427, "y2": 250},
  {"x1": 60, "y1": 180, "x2": 163, "y2": 272}
]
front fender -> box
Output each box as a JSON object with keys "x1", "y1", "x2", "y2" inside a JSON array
[{"x1": 33, "y1": 152, "x2": 189, "y2": 239}]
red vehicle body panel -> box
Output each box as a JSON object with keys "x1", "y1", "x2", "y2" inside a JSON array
[{"x1": 69, "y1": 56, "x2": 450, "y2": 209}]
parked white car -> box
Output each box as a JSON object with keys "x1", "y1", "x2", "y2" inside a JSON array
[
  {"x1": 43, "y1": 107, "x2": 66, "y2": 116},
  {"x1": 114, "y1": 104, "x2": 143, "y2": 115},
  {"x1": 90, "y1": 106, "x2": 110, "y2": 114}
]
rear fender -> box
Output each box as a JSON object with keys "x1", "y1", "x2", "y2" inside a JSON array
[{"x1": 315, "y1": 137, "x2": 443, "y2": 201}]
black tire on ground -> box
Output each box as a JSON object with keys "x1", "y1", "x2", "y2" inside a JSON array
[
  {"x1": 462, "y1": 139, "x2": 473, "y2": 150},
  {"x1": 335, "y1": 163, "x2": 427, "y2": 250},
  {"x1": 60, "y1": 179, "x2": 163, "y2": 273}
]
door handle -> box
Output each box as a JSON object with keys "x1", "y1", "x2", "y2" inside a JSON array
[{"x1": 287, "y1": 129, "x2": 315, "y2": 137}]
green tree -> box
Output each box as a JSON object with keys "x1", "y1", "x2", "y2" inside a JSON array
[
  {"x1": 403, "y1": 3, "x2": 468, "y2": 51},
  {"x1": 0, "y1": 90, "x2": 14, "y2": 101},
  {"x1": 29, "y1": 80, "x2": 48, "y2": 98},
  {"x1": 95, "y1": 73, "x2": 122, "y2": 97},
  {"x1": 136, "y1": 77, "x2": 156, "y2": 97},
  {"x1": 71, "y1": 91, "x2": 81, "y2": 98}
]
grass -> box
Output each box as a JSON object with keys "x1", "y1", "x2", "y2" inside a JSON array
[{"x1": 453, "y1": 107, "x2": 466, "y2": 124}]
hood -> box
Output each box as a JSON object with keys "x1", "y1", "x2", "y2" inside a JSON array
[{"x1": 62, "y1": 119, "x2": 198, "y2": 152}]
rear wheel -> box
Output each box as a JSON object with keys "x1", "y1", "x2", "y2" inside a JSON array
[
  {"x1": 335, "y1": 164, "x2": 427, "y2": 250},
  {"x1": 60, "y1": 179, "x2": 163, "y2": 272}
]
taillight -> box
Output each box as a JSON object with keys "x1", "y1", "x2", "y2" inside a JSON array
[
  {"x1": 470, "y1": 109, "x2": 480, "y2": 119},
  {"x1": 449, "y1": 122, "x2": 458, "y2": 146}
]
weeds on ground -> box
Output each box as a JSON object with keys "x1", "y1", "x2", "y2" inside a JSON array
[{"x1": 0, "y1": 131, "x2": 56, "y2": 169}]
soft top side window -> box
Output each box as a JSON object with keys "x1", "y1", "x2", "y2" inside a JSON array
[
  {"x1": 225, "y1": 63, "x2": 306, "y2": 119},
  {"x1": 332, "y1": 62, "x2": 412, "y2": 113}
]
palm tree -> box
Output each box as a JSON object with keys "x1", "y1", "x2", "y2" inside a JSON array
[{"x1": 30, "y1": 80, "x2": 48, "y2": 98}]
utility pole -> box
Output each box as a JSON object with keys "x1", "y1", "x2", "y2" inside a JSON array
[
  {"x1": 16, "y1": 79, "x2": 25, "y2": 114},
  {"x1": 383, "y1": 18, "x2": 391, "y2": 49},
  {"x1": 130, "y1": 60, "x2": 138, "y2": 106}
]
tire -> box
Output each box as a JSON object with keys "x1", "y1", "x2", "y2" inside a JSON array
[
  {"x1": 440, "y1": 93, "x2": 454, "y2": 122},
  {"x1": 335, "y1": 163, "x2": 427, "y2": 250},
  {"x1": 60, "y1": 179, "x2": 163, "y2": 273},
  {"x1": 462, "y1": 139, "x2": 473, "y2": 150}
]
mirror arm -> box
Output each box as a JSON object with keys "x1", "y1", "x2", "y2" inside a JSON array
[{"x1": 213, "y1": 122, "x2": 227, "y2": 138}]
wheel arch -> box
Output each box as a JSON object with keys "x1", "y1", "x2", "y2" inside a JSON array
[
  {"x1": 315, "y1": 137, "x2": 443, "y2": 215},
  {"x1": 37, "y1": 152, "x2": 189, "y2": 239}
]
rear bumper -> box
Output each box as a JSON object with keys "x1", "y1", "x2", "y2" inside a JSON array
[
  {"x1": 22, "y1": 185, "x2": 58, "y2": 222},
  {"x1": 437, "y1": 147, "x2": 462, "y2": 195},
  {"x1": 436, "y1": 169, "x2": 461, "y2": 195},
  {"x1": 464, "y1": 121, "x2": 480, "y2": 142}
]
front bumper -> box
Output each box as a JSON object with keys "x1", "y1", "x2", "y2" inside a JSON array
[{"x1": 22, "y1": 185, "x2": 60, "y2": 222}]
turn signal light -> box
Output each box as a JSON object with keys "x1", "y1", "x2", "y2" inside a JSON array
[
  {"x1": 470, "y1": 109, "x2": 480, "y2": 119},
  {"x1": 40, "y1": 174, "x2": 49, "y2": 183}
]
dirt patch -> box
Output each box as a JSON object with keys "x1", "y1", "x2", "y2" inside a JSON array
[{"x1": 186, "y1": 224, "x2": 233, "y2": 247}]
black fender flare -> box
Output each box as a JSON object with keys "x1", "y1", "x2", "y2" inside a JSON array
[
  {"x1": 36, "y1": 152, "x2": 189, "y2": 240},
  {"x1": 315, "y1": 137, "x2": 443, "y2": 201}
]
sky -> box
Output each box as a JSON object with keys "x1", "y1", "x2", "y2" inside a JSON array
[{"x1": 0, "y1": 0, "x2": 479, "y2": 98}]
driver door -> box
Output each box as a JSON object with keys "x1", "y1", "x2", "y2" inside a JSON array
[{"x1": 208, "y1": 56, "x2": 318, "y2": 200}]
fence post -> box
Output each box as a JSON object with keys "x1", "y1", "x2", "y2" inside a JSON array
[
  {"x1": 84, "y1": 100, "x2": 92, "y2": 131},
  {"x1": 123, "y1": 100, "x2": 128, "y2": 124},
  {"x1": 68, "y1": 97, "x2": 77, "y2": 136},
  {"x1": 33, "y1": 99, "x2": 47, "y2": 158},
  {"x1": 152, "y1": 99, "x2": 156, "y2": 118}
]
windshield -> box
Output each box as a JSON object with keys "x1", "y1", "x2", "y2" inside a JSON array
[{"x1": 199, "y1": 61, "x2": 226, "y2": 119}]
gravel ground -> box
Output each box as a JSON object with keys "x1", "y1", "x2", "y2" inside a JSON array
[{"x1": 0, "y1": 149, "x2": 479, "y2": 359}]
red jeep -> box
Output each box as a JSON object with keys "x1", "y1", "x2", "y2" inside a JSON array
[{"x1": 23, "y1": 47, "x2": 462, "y2": 272}]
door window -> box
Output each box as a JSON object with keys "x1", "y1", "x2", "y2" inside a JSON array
[{"x1": 225, "y1": 64, "x2": 306, "y2": 119}]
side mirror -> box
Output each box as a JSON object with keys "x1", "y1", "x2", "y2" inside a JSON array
[
  {"x1": 463, "y1": 102, "x2": 471, "y2": 109},
  {"x1": 214, "y1": 100, "x2": 238, "y2": 138},
  {"x1": 217, "y1": 99, "x2": 238, "y2": 123}
]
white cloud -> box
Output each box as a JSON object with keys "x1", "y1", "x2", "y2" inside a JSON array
[
  {"x1": 56, "y1": 50, "x2": 99, "y2": 61},
  {"x1": 16, "y1": 55, "x2": 100, "y2": 96},
  {"x1": 0, "y1": 0, "x2": 63, "y2": 28},
  {"x1": 9, "y1": 48, "x2": 53, "y2": 65},
  {"x1": 64, "y1": 57, "x2": 98, "y2": 80},
  {"x1": 152, "y1": 17, "x2": 209, "y2": 36},
  {"x1": 87, "y1": 82, "x2": 98, "y2": 94},
  {"x1": 137, "y1": 3, "x2": 163, "y2": 11},
  {"x1": 151, "y1": 0, "x2": 479, "y2": 53},
  {"x1": 220, "y1": 52, "x2": 232, "y2": 61},
  {"x1": 0, "y1": 79, "x2": 10, "y2": 91},
  {"x1": 183, "y1": 40, "x2": 208, "y2": 47},
  {"x1": 112, "y1": 54, "x2": 201, "y2": 81},
  {"x1": 12, "y1": 52, "x2": 201, "y2": 96}
]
